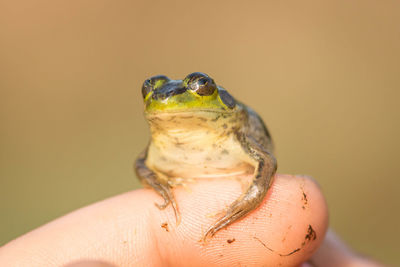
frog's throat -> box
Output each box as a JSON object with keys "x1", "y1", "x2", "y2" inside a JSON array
[{"x1": 146, "y1": 113, "x2": 245, "y2": 149}]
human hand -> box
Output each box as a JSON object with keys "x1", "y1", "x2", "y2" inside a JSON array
[{"x1": 0, "y1": 174, "x2": 382, "y2": 266}]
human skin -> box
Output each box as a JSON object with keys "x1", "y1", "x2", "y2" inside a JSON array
[{"x1": 0, "y1": 174, "x2": 381, "y2": 266}]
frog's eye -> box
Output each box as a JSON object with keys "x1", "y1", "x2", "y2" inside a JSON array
[
  {"x1": 184, "y1": 72, "x2": 217, "y2": 96},
  {"x1": 142, "y1": 75, "x2": 170, "y2": 99}
]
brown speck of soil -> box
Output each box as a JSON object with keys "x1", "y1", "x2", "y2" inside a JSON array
[
  {"x1": 302, "y1": 192, "x2": 308, "y2": 203},
  {"x1": 303, "y1": 225, "x2": 317, "y2": 243},
  {"x1": 301, "y1": 190, "x2": 308, "y2": 209},
  {"x1": 227, "y1": 238, "x2": 236, "y2": 244},
  {"x1": 161, "y1": 222, "x2": 169, "y2": 232}
]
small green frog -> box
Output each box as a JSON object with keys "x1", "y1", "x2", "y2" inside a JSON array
[{"x1": 135, "y1": 72, "x2": 277, "y2": 241}]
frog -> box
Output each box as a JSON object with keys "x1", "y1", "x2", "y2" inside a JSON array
[{"x1": 135, "y1": 72, "x2": 277, "y2": 241}]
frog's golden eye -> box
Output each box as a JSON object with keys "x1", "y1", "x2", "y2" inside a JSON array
[
  {"x1": 185, "y1": 72, "x2": 217, "y2": 96},
  {"x1": 142, "y1": 75, "x2": 170, "y2": 99}
]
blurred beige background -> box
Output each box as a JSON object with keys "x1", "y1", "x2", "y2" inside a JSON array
[{"x1": 1, "y1": 0, "x2": 399, "y2": 265}]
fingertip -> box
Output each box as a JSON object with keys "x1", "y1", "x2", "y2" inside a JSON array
[
  {"x1": 151, "y1": 174, "x2": 329, "y2": 266},
  {"x1": 248, "y1": 174, "x2": 329, "y2": 265}
]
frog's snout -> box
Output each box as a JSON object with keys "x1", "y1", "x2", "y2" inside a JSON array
[{"x1": 151, "y1": 81, "x2": 187, "y2": 100}]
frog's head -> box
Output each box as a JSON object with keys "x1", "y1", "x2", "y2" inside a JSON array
[{"x1": 141, "y1": 72, "x2": 236, "y2": 114}]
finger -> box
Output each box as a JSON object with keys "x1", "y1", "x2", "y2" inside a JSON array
[
  {"x1": 163, "y1": 174, "x2": 328, "y2": 266},
  {"x1": 309, "y1": 229, "x2": 384, "y2": 267},
  {"x1": 0, "y1": 174, "x2": 328, "y2": 267}
]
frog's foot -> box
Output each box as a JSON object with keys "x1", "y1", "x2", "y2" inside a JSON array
[
  {"x1": 202, "y1": 195, "x2": 255, "y2": 242},
  {"x1": 154, "y1": 183, "x2": 181, "y2": 225},
  {"x1": 135, "y1": 152, "x2": 181, "y2": 225}
]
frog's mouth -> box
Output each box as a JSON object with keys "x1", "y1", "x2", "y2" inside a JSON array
[
  {"x1": 144, "y1": 91, "x2": 237, "y2": 114},
  {"x1": 144, "y1": 107, "x2": 236, "y2": 118}
]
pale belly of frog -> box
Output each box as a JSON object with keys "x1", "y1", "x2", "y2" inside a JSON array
[{"x1": 146, "y1": 139, "x2": 255, "y2": 181}]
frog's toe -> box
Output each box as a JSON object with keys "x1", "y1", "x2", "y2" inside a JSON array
[
  {"x1": 202, "y1": 203, "x2": 249, "y2": 242},
  {"x1": 154, "y1": 184, "x2": 181, "y2": 225}
]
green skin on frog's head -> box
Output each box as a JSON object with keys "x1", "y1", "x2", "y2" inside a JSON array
[{"x1": 141, "y1": 72, "x2": 237, "y2": 114}]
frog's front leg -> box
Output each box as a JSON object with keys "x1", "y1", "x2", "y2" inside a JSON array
[
  {"x1": 203, "y1": 133, "x2": 277, "y2": 241},
  {"x1": 135, "y1": 149, "x2": 180, "y2": 224}
]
